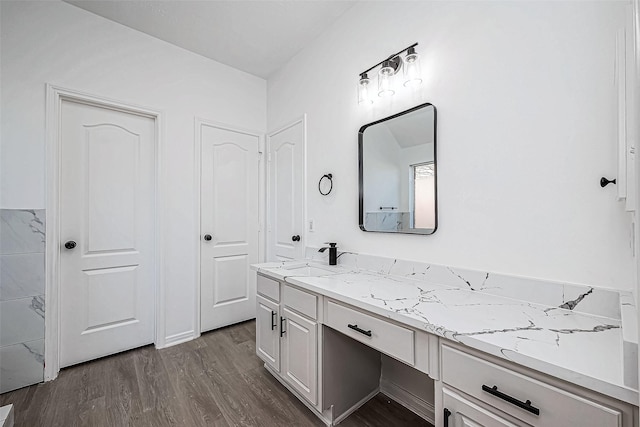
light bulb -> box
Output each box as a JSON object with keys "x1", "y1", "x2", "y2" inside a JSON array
[
  {"x1": 378, "y1": 61, "x2": 395, "y2": 97},
  {"x1": 403, "y1": 47, "x2": 422, "y2": 87},
  {"x1": 358, "y1": 74, "x2": 373, "y2": 105}
]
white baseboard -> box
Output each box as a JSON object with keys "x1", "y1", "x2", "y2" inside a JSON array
[
  {"x1": 161, "y1": 330, "x2": 195, "y2": 348},
  {"x1": 0, "y1": 404, "x2": 14, "y2": 427},
  {"x1": 380, "y1": 378, "x2": 435, "y2": 425},
  {"x1": 332, "y1": 388, "x2": 379, "y2": 425},
  {"x1": 264, "y1": 364, "x2": 332, "y2": 426}
]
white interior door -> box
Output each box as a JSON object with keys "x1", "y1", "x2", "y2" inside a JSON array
[
  {"x1": 200, "y1": 124, "x2": 259, "y2": 333},
  {"x1": 267, "y1": 118, "x2": 305, "y2": 261},
  {"x1": 59, "y1": 99, "x2": 156, "y2": 368}
]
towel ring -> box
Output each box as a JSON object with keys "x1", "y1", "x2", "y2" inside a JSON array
[{"x1": 319, "y1": 173, "x2": 333, "y2": 196}]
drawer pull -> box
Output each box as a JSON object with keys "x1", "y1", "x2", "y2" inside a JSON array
[
  {"x1": 271, "y1": 311, "x2": 277, "y2": 330},
  {"x1": 280, "y1": 317, "x2": 286, "y2": 337},
  {"x1": 443, "y1": 408, "x2": 451, "y2": 427},
  {"x1": 347, "y1": 324, "x2": 372, "y2": 337},
  {"x1": 482, "y1": 385, "x2": 540, "y2": 416}
]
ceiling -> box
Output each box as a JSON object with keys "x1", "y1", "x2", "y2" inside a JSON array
[{"x1": 65, "y1": 1, "x2": 357, "y2": 79}]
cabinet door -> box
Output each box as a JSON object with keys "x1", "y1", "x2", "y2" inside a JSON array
[
  {"x1": 281, "y1": 307, "x2": 317, "y2": 405},
  {"x1": 443, "y1": 387, "x2": 524, "y2": 427},
  {"x1": 256, "y1": 295, "x2": 280, "y2": 372}
]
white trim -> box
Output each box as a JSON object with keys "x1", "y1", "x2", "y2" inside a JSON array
[
  {"x1": 193, "y1": 117, "x2": 264, "y2": 335},
  {"x1": 617, "y1": 27, "x2": 628, "y2": 201},
  {"x1": 331, "y1": 388, "x2": 380, "y2": 425},
  {"x1": 380, "y1": 378, "x2": 435, "y2": 425},
  {"x1": 44, "y1": 84, "x2": 164, "y2": 379},
  {"x1": 164, "y1": 330, "x2": 196, "y2": 348},
  {"x1": 264, "y1": 364, "x2": 333, "y2": 426},
  {"x1": 265, "y1": 115, "x2": 307, "y2": 261}
]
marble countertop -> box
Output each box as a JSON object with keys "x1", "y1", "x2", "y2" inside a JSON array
[{"x1": 252, "y1": 260, "x2": 638, "y2": 406}]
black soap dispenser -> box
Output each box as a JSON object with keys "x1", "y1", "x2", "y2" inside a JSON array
[{"x1": 319, "y1": 243, "x2": 338, "y2": 266}]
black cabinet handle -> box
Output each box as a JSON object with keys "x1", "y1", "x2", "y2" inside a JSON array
[
  {"x1": 444, "y1": 408, "x2": 451, "y2": 427},
  {"x1": 64, "y1": 241, "x2": 76, "y2": 250},
  {"x1": 347, "y1": 324, "x2": 372, "y2": 337},
  {"x1": 204, "y1": 234, "x2": 212, "y2": 241},
  {"x1": 291, "y1": 235, "x2": 300, "y2": 242},
  {"x1": 280, "y1": 317, "x2": 286, "y2": 337},
  {"x1": 482, "y1": 385, "x2": 540, "y2": 416},
  {"x1": 271, "y1": 311, "x2": 277, "y2": 331}
]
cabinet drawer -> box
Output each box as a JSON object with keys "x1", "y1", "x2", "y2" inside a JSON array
[
  {"x1": 257, "y1": 274, "x2": 280, "y2": 302},
  {"x1": 443, "y1": 386, "x2": 525, "y2": 427},
  {"x1": 325, "y1": 300, "x2": 414, "y2": 365},
  {"x1": 284, "y1": 285, "x2": 317, "y2": 320},
  {"x1": 441, "y1": 345, "x2": 622, "y2": 427}
]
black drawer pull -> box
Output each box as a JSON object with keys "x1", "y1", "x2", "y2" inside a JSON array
[
  {"x1": 280, "y1": 317, "x2": 286, "y2": 337},
  {"x1": 443, "y1": 408, "x2": 451, "y2": 427},
  {"x1": 271, "y1": 311, "x2": 277, "y2": 331},
  {"x1": 482, "y1": 385, "x2": 540, "y2": 416},
  {"x1": 347, "y1": 324, "x2": 372, "y2": 337}
]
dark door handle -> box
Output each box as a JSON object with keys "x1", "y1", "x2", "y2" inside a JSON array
[
  {"x1": 291, "y1": 235, "x2": 300, "y2": 242},
  {"x1": 203, "y1": 234, "x2": 212, "y2": 241},
  {"x1": 64, "y1": 241, "x2": 76, "y2": 250},
  {"x1": 444, "y1": 408, "x2": 451, "y2": 427},
  {"x1": 347, "y1": 324, "x2": 372, "y2": 337},
  {"x1": 482, "y1": 385, "x2": 540, "y2": 416},
  {"x1": 271, "y1": 311, "x2": 277, "y2": 331},
  {"x1": 280, "y1": 317, "x2": 286, "y2": 337}
]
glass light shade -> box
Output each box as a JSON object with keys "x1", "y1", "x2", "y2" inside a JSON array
[
  {"x1": 404, "y1": 52, "x2": 422, "y2": 87},
  {"x1": 358, "y1": 75, "x2": 373, "y2": 105},
  {"x1": 378, "y1": 65, "x2": 395, "y2": 97}
]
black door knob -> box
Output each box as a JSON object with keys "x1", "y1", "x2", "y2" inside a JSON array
[
  {"x1": 204, "y1": 234, "x2": 212, "y2": 241},
  {"x1": 291, "y1": 235, "x2": 300, "y2": 242},
  {"x1": 64, "y1": 241, "x2": 76, "y2": 250}
]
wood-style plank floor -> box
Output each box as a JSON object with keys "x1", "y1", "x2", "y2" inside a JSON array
[{"x1": 1, "y1": 320, "x2": 433, "y2": 427}]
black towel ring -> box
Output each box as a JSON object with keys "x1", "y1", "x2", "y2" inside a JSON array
[{"x1": 319, "y1": 173, "x2": 333, "y2": 196}]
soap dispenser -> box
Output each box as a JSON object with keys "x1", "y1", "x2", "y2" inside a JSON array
[{"x1": 318, "y1": 243, "x2": 338, "y2": 265}]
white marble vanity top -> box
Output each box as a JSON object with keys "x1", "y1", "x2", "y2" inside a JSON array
[{"x1": 252, "y1": 255, "x2": 638, "y2": 406}]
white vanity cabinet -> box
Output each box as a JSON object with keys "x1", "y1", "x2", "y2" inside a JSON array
[
  {"x1": 281, "y1": 306, "x2": 318, "y2": 404},
  {"x1": 256, "y1": 295, "x2": 279, "y2": 372},
  {"x1": 439, "y1": 343, "x2": 636, "y2": 427},
  {"x1": 443, "y1": 387, "x2": 524, "y2": 427},
  {"x1": 256, "y1": 274, "x2": 320, "y2": 407}
]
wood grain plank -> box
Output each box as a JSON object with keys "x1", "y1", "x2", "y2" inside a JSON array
[{"x1": 0, "y1": 320, "x2": 433, "y2": 427}]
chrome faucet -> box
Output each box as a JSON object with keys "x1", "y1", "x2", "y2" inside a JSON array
[{"x1": 318, "y1": 243, "x2": 338, "y2": 265}]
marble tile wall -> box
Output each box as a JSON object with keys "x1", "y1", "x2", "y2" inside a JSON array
[
  {"x1": 0, "y1": 209, "x2": 45, "y2": 393},
  {"x1": 305, "y1": 247, "x2": 623, "y2": 321}
]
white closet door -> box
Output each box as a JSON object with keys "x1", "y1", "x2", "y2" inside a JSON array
[
  {"x1": 59, "y1": 99, "x2": 156, "y2": 368},
  {"x1": 267, "y1": 119, "x2": 305, "y2": 261},
  {"x1": 200, "y1": 124, "x2": 259, "y2": 332}
]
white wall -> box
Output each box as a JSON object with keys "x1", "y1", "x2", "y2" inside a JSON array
[
  {"x1": 1, "y1": 1, "x2": 267, "y2": 340},
  {"x1": 268, "y1": 1, "x2": 635, "y2": 291}
]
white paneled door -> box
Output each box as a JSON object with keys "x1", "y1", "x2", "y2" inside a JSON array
[
  {"x1": 267, "y1": 118, "x2": 305, "y2": 261},
  {"x1": 200, "y1": 124, "x2": 259, "y2": 332},
  {"x1": 59, "y1": 100, "x2": 156, "y2": 368}
]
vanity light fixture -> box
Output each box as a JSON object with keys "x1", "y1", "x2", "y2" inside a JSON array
[
  {"x1": 358, "y1": 42, "x2": 421, "y2": 104},
  {"x1": 378, "y1": 60, "x2": 396, "y2": 97},
  {"x1": 403, "y1": 47, "x2": 422, "y2": 87},
  {"x1": 358, "y1": 73, "x2": 373, "y2": 105}
]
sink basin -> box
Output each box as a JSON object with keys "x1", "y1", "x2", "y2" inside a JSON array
[{"x1": 283, "y1": 265, "x2": 335, "y2": 276}]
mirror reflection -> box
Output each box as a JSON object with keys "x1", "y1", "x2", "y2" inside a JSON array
[{"x1": 359, "y1": 103, "x2": 437, "y2": 234}]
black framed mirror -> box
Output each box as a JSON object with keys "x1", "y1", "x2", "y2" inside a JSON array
[{"x1": 359, "y1": 103, "x2": 437, "y2": 234}]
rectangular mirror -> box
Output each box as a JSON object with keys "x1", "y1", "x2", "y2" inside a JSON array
[{"x1": 359, "y1": 103, "x2": 437, "y2": 234}]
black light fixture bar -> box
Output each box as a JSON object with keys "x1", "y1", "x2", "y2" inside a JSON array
[{"x1": 359, "y1": 42, "x2": 418, "y2": 77}]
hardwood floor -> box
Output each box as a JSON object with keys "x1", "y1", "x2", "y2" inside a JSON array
[{"x1": 0, "y1": 320, "x2": 433, "y2": 427}]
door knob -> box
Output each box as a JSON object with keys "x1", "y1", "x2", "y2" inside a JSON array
[
  {"x1": 204, "y1": 234, "x2": 212, "y2": 241},
  {"x1": 64, "y1": 241, "x2": 76, "y2": 250},
  {"x1": 291, "y1": 235, "x2": 300, "y2": 242}
]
